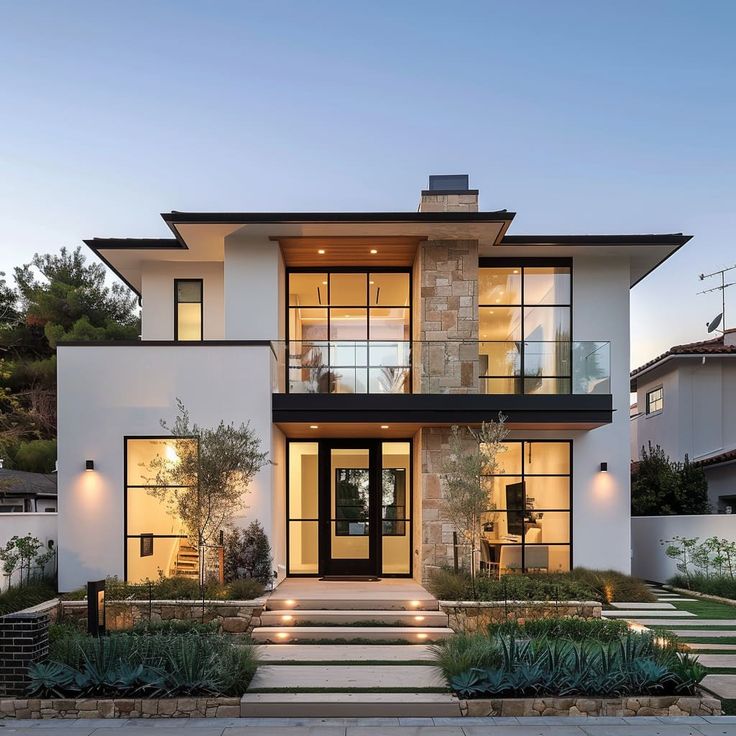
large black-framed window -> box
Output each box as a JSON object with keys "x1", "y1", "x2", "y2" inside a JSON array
[
  {"x1": 482, "y1": 439, "x2": 572, "y2": 574},
  {"x1": 124, "y1": 436, "x2": 198, "y2": 582},
  {"x1": 286, "y1": 268, "x2": 412, "y2": 393},
  {"x1": 478, "y1": 259, "x2": 572, "y2": 394},
  {"x1": 174, "y1": 279, "x2": 203, "y2": 341}
]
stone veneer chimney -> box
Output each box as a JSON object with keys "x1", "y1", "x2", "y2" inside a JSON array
[{"x1": 419, "y1": 174, "x2": 478, "y2": 213}]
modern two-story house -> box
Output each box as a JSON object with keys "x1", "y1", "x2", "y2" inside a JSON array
[
  {"x1": 631, "y1": 329, "x2": 736, "y2": 511},
  {"x1": 56, "y1": 175, "x2": 691, "y2": 590}
]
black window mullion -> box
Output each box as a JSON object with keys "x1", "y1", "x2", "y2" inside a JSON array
[{"x1": 520, "y1": 267, "x2": 526, "y2": 395}]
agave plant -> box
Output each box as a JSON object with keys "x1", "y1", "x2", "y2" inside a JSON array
[{"x1": 27, "y1": 661, "x2": 78, "y2": 697}]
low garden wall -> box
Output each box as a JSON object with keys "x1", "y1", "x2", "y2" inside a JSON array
[
  {"x1": 0, "y1": 697, "x2": 241, "y2": 719},
  {"x1": 59, "y1": 599, "x2": 265, "y2": 633},
  {"x1": 440, "y1": 600, "x2": 601, "y2": 632},
  {"x1": 459, "y1": 694, "x2": 721, "y2": 717}
]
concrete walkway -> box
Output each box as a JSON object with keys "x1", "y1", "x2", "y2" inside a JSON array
[{"x1": 2, "y1": 716, "x2": 736, "y2": 734}]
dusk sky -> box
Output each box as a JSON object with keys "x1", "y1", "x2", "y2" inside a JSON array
[{"x1": 1, "y1": 1, "x2": 734, "y2": 369}]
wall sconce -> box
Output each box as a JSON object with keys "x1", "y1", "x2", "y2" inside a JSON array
[
  {"x1": 600, "y1": 462, "x2": 608, "y2": 472},
  {"x1": 85, "y1": 460, "x2": 95, "y2": 472}
]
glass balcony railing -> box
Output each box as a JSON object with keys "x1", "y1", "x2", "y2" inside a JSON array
[{"x1": 271, "y1": 340, "x2": 610, "y2": 396}]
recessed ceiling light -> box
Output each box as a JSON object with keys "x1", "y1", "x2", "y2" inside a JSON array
[
  {"x1": 318, "y1": 249, "x2": 326, "y2": 255},
  {"x1": 309, "y1": 425, "x2": 319, "y2": 429},
  {"x1": 369, "y1": 280, "x2": 375, "y2": 284},
  {"x1": 513, "y1": 269, "x2": 519, "y2": 274},
  {"x1": 380, "y1": 425, "x2": 389, "y2": 429},
  {"x1": 370, "y1": 249, "x2": 378, "y2": 254},
  {"x1": 322, "y1": 280, "x2": 328, "y2": 285}
]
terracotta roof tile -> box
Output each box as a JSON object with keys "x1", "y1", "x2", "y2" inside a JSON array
[{"x1": 631, "y1": 330, "x2": 736, "y2": 381}]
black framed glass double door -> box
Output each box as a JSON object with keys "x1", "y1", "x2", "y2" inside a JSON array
[{"x1": 288, "y1": 439, "x2": 412, "y2": 577}]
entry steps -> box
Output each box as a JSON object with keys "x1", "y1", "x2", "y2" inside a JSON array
[{"x1": 243, "y1": 579, "x2": 460, "y2": 716}]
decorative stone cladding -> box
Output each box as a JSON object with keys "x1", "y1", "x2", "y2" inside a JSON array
[
  {"x1": 59, "y1": 599, "x2": 264, "y2": 634},
  {"x1": 0, "y1": 611, "x2": 50, "y2": 697},
  {"x1": 0, "y1": 697, "x2": 241, "y2": 719},
  {"x1": 440, "y1": 601, "x2": 602, "y2": 633},
  {"x1": 418, "y1": 192, "x2": 479, "y2": 213},
  {"x1": 421, "y1": 426, "x2": 476, "y2": 580},
  {"x1": 459, "y1": 695, "x2": 721, "y2": 718},
  {"x1": 417, "y1": 240, "x2": 480, "y2": 394}
]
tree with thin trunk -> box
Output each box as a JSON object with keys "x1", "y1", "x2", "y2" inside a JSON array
[
  {"x1": 145, "y1": 400, "x2": 269, "y2": 585},
  {"x1": 440, "y1": 415, "x2": 509, "y2": 597}
]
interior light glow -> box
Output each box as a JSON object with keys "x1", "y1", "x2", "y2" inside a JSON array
[
  {"x1": 370, "y1": 249, "x2": 378, "y2": 254},
  {"x1": 318, "y1": 249, "x2": 326, "y2": 255}
]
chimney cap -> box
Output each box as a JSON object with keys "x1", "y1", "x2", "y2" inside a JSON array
[
  {"x1": 423, "y1": 174, "x2": 478, "y2": 196},
  {"x1": 429, "y1": 174, "x2": 469, "y2": 191}
]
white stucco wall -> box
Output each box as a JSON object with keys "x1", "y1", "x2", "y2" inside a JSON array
[
  {"x1": 56, "y1": 344, "x2": 279, "y2": 591},
  {"x1": 633, "y1": 358, "x2": 736, "y2": 463},
  {"x1": 706, "y1": 464, "x2": 736, "y2": 511},
  {"x1": 569, "y1": 255, "x2": 632, "y2": 572},
  {"x1": 223, "y1": 234, "x2": 284, "y2": 340},
  {"x1": 140, "y1": 261, "x2": 224, "y2": 340},
  {"x1": 0, "y1": 512, "x2": 58, "y2": 590},
  {"x1": 632, "y1": 514, "x2": 736, "y2": 582}
]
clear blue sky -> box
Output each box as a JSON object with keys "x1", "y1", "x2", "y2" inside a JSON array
[{"x1": 1, "y1": 0, "x2": 734, "y2": 368}]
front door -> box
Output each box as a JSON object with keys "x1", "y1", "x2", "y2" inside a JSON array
[{"x1": 319, "y1": 440, "x2": 380, "y2": 576}]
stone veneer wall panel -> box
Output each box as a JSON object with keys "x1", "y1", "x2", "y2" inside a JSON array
[
  {"x1": 421, "y1": 426, "x2": 478, "y2": 580},
  {"x1": 418, "y1": 239, "x2": 480, "y2": 394}
]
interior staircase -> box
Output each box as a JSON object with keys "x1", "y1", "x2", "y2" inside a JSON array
[
  {"x1": 170, "y1": 541, "x2": 199, "y2": 579},
  {"x1": 241, "y1": 579, "x2": 460, "y2": 717}
]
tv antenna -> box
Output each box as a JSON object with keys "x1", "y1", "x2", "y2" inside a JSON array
[{"x1": 699, "y1": 264, "x2": 736, "y2": 334}]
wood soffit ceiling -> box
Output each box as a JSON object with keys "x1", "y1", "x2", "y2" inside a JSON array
[{"x1": 273, "y1": 236, "x2": 424, "y2": 267}]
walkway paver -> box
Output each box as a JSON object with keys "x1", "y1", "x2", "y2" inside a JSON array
[
  {"x1": 686, "y1": 643, "x2": 736, "y2": 650},
  {"x1": 602, "y1": 610, "x2": 696, "y2": 618},
  {"x1": 702, "y1": 673, "x2": 736, "y2": 698},
  {"x1": 609, "y1": 602, "x2": 676, "y2": 609},
  {"x1": 692, "y1": 653, "x2": 736, "y2": 667},
  {"x1": 666, "y1": 629, "x2": 736, "y2": 638}
]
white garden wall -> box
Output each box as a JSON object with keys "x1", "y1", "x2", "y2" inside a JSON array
[
  {"x1": 632, "y1": 514, "x2": 736, "y2": 582},
  {"x1": 0, "y1": 512, "x2": 57, "y2": 591}
]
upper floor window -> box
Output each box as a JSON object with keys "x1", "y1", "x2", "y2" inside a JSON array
[
  {"x1": 646, "y1": 386, "x2": 663, "y2": 414},
  {"x1": 478, "y1": 261, "x2": 572, "y2": 394},
  {"x1": 287, "y1": 270, "x2": 410, "y2": 393},
  {"x1": 175, "y1": 279, "x2": 203, "y2": 341}
]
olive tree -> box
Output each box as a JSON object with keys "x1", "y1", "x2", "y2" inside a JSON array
[
  {"x1": 145, "y1": 400, "x2": 269, "y2": 584},
  {"x1": 440, "y1": 414, "x2": 509, "y2": 595}
]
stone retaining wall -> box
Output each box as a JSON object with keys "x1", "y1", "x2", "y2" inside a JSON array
[
  {"x1": 440, "y1": 600, "x2": 602, "y2": 632},
  {"x1": 0, "y1": 697, "x2": 241, "y2": 719},
  {"x1": 59, "y1": 599, "x2": 265, "y2": 634},
  {"x1": 460, "y1": 694, "x2": 721, "y2": 717}
]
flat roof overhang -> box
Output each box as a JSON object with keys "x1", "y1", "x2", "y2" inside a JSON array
[
  {"x1": 86, "y1": 211, "x2": 516, "y2": 296},
  {"x1": 272, "y1": 393, "x2": 613, "y2": 430}
]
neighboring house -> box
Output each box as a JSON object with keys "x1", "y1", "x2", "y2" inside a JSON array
[
  {"x1": 0, "y1": 465, "x2": 57, "y2": 513},
  {"x1": 630, "y1": 329, "x2": 736, "y2": 510},
  {"x1": 56, "y1": 174, "x2": 690, "y2": 590}
]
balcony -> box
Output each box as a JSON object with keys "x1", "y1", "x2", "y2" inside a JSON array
[{"x1": 271, "y1": 340, "x2": 613, "y2": 428}]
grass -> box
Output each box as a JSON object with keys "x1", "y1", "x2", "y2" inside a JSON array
[
  {"x1": 672, "y1": 599, "x2": 736, "y2": 619},
  {"x1": 62, "y1": 574, "x2": 265, "y2": 602},
  {"x1": 425, "y1": 567, "x2": 654, "y2": 604},
  {"x1": 0, "y1": 578, "x2": 57, "y2": 616},
  {"x1": 671, "y1": 574, "x2": 736, "y2": 600}
]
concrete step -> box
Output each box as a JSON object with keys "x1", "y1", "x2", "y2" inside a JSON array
[
  {"x1": 266, "y1": 597, "x2": 439, "y2": 612},
  {"x1": 248, "y1": 664, "x2": 445, "y2": 691},
  {"x1": 251, "y1": 626, "x2": 454, "y2": 644},
  {"x1": 257, "y1": 644, "x2": 435, "y2": 662},
  {"x1": 261, "y1": 609, "x2": 448, "y2": 627},
  {"x1": 240, "y1": 692, "x2": 461, "y2": 717}
]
